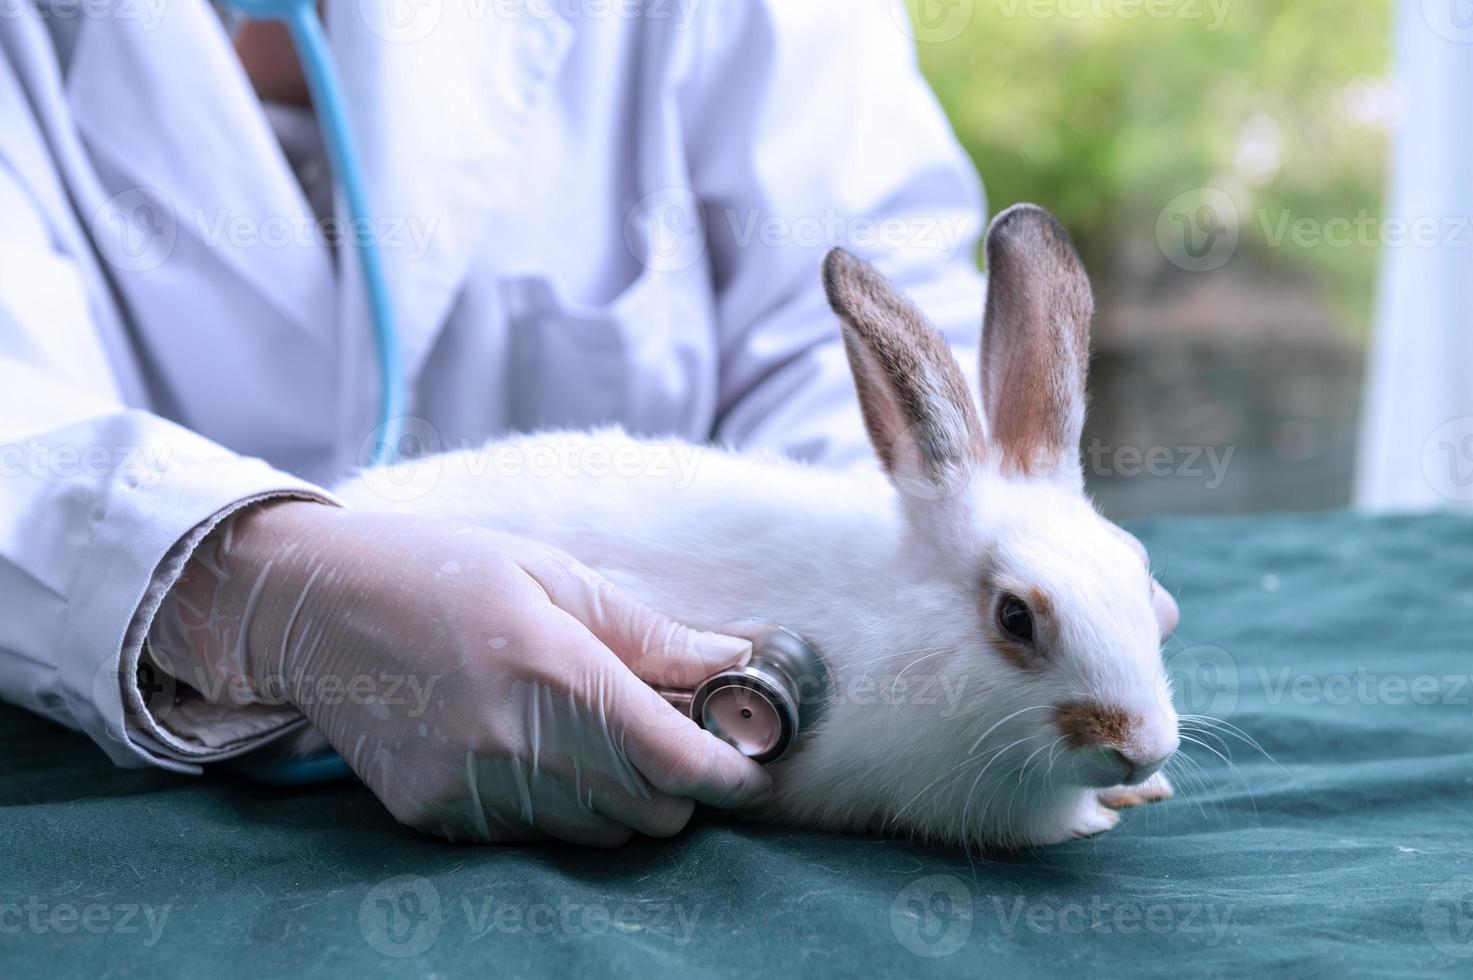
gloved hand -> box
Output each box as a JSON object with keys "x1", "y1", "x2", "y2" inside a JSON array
[{"x1": 149, "y1": 501, "x2": 771, "y2": 846}]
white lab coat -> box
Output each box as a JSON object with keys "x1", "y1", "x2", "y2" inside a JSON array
[
  {"x1": 0, "y1": 0, "x2": 986, "y2": 771},
  {"x1": 1355, "y1": 0, "x2": 1473, "y2": 510}
]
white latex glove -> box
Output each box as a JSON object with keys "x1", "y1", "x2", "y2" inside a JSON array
[{"x1": 149, "y1": 501, "x2": 771, "y2": 846}]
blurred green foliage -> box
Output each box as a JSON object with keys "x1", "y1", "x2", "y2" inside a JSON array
[{"x1": 911, "y1": 0, "x2": 1393, "y2": 334}]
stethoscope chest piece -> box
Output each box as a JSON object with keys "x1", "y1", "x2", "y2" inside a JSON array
[{"x1": 687, "y1": 621, "x2": 831, "y2": 765}]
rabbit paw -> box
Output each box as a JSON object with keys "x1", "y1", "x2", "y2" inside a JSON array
[
  {"x1": 1068, "y1": 799, "x2": 1121, "y2": 839},
  {"x1": 1097, "y1": 773, "x2": 1174, "y2": 809},
  {"x1": 1030, "y1": 794, "x2": 1120, "y2": 846}
]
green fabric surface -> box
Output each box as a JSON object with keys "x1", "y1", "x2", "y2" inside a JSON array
[{"x1": 4, "y1": 511, "x2": 1473, "y2": 979}]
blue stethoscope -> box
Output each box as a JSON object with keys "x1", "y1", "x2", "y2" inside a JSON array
[
  {"x1": 225, "y1": 0, "x2": 406, "y2": 468},
  {"x1": 222, "y1": 0, "x2": 401, "y2": 784},
  {"x1": 218, "y1": 1, "x2": 833, "y2": 787}
]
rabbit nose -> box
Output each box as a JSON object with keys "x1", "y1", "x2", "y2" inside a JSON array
[{"x1": 1106, "y1": 746, "x2": 1175, "y2": 785}]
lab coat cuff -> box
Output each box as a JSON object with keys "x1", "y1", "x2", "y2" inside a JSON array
[
  {"x1": 124, "y1": 489, "x2": 345, "y2": 768},
  {"x1": 57, "y1": 454, "x2": 340, "y2": 775}
]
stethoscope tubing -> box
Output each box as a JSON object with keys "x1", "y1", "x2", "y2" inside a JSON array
[{"x1": 281, "y1": 2, "x2": 405, "y2": 468}]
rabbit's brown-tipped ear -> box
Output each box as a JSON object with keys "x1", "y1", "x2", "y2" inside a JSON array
[
  {"x1": 823, "y1": 248, "x2": 985, "y2": 499},
  {"x1": 981, "y1": 204, "x2": 1094, "y2": 482}
]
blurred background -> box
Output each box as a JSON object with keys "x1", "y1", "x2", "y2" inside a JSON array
[{"x1": 907, "y1": 0, "x2": 1394, "y2": 518}]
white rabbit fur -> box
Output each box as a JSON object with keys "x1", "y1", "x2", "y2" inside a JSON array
[{"x1": 332, "y1": 204, "x2": 1181, "y2": 850}]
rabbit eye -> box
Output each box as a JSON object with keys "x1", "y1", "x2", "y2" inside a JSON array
[{"x1": 997, "y1": 593, "x2": 1034, "y2": 643}]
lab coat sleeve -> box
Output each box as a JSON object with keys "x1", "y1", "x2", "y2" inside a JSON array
[
  {"x1": 0, "y1": 161, "x2": 334, "y2": 773},
  {"x1": 687, "y1": 0, "x2": 987, "y2": 466}
]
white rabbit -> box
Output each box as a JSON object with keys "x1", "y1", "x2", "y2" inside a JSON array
[{"x1": 335, "y1": 204, "x2": 1180, "y2": 850}]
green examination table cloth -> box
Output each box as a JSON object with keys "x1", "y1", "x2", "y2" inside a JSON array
[{"x1": 4, "y1": 511, "x2": 1473, "y2": 979}]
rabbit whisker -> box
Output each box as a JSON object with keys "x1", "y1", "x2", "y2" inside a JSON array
[
  {"x1": 968, "y1": 703, "x2": 1053, "y2": 755},
  {"x1": 1178, "y1": 732, "x2": 1259, "y2": 820},
  {"x1": 959, "y1": 732, "x2": 1049, "y2": 837},
  {"x1": 887, "y1": 733, "x2": 1033, "y2": 830}
]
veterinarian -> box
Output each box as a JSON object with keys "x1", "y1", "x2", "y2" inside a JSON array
[{"x1": 0, "y1": 0, "x2": 1168, "y2": 845}]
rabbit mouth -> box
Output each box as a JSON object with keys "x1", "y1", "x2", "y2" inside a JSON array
[{"x1": 1069, "y1": 745, "x2": 1173, "y2": 788}]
